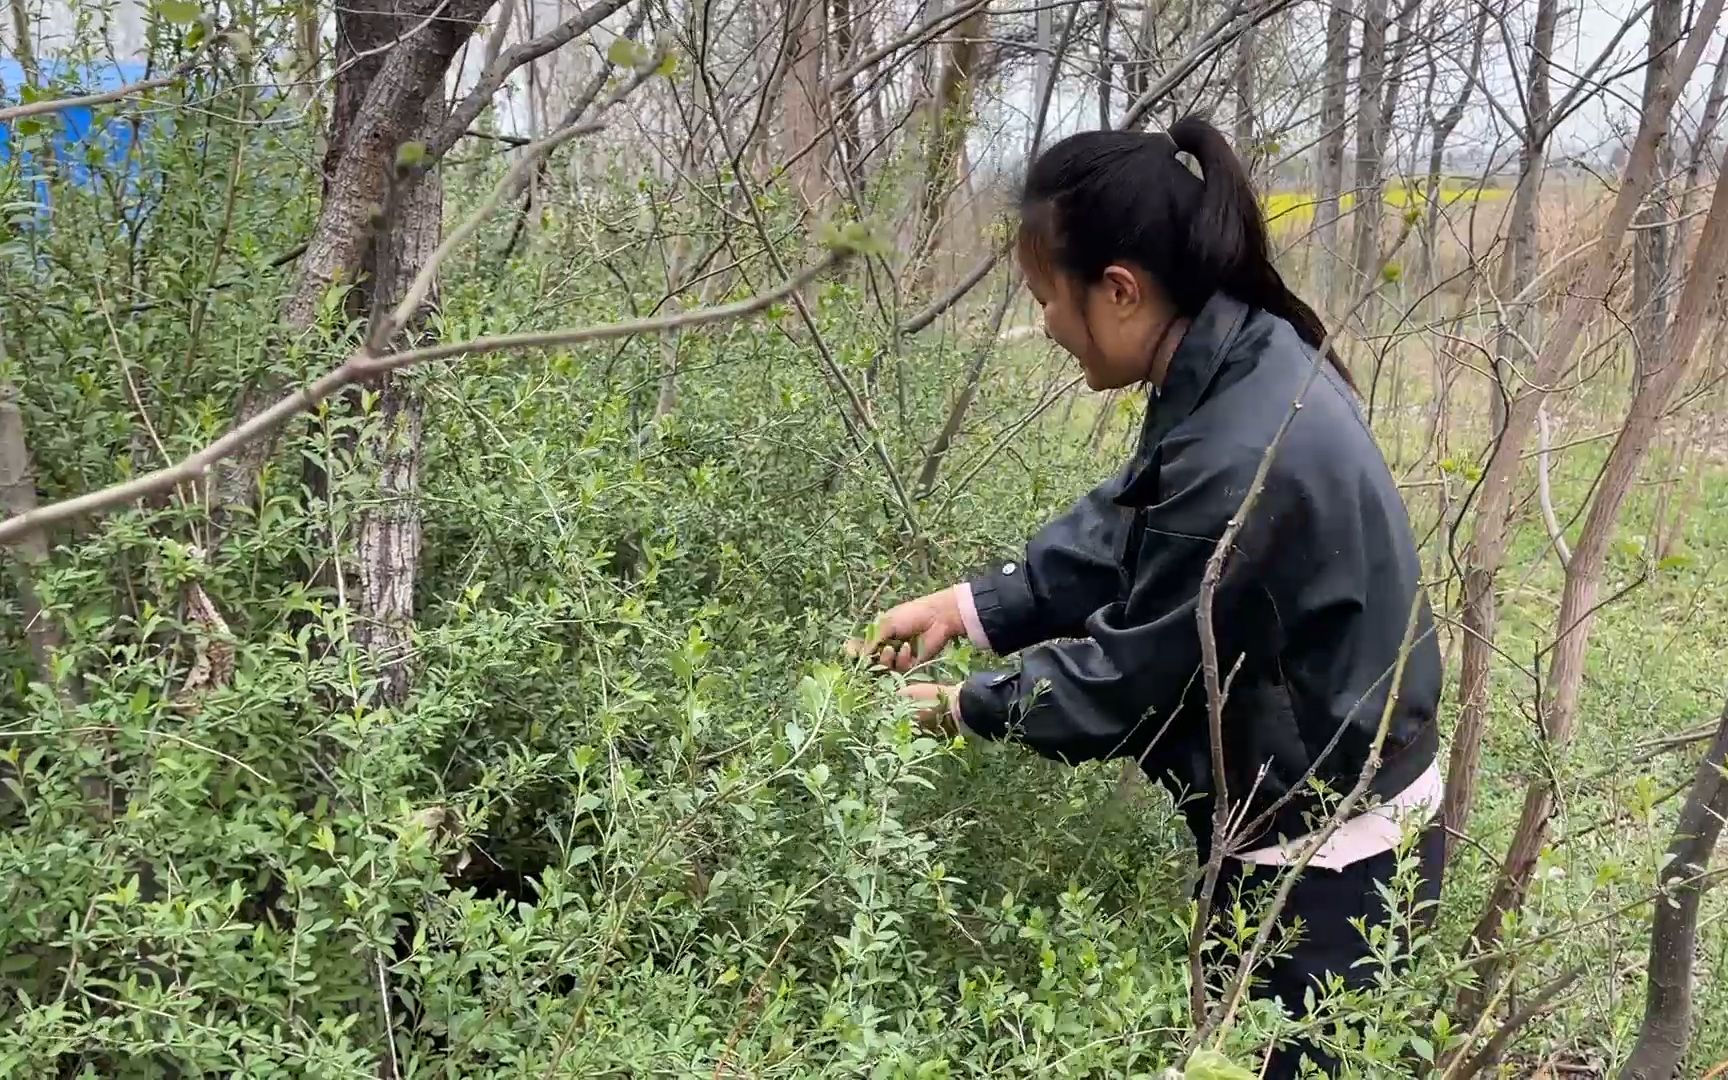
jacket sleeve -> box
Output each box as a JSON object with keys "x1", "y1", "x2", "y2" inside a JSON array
[
  {"x1": 957, "y1": 438, "x2": 1273, "y2": 764},
  {"x1": 964, "y1": 460, "x2": 1135, "y2": 655}
]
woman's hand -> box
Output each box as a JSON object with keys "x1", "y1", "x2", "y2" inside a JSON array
[
  {"x1": 847, "y1": 587, "x2": 968, "y2": 673},
  {"x1": 898, "y1": 682, "x2": 960, "y2": 738}
]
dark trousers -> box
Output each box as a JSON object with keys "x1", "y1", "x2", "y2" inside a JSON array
[{"x1": 1204, "y1": 824, "x2": 1445, "y2": 1078}]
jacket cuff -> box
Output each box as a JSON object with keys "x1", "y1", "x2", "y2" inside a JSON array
[
  {"x1": 965, "y1": 560, "x2": 1041, "y2": 655},
  {"x1": 948, "y1": 686, "x2": 974, "y2": 737},
  {"x1": 956, "y1": 671, "x2": 1017, "y2": 740},
  {"x1": 952, "y1": 583, "x2": 992, "y2": 652}
]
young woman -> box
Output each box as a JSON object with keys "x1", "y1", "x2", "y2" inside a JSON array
[{"x1": 861, "y1": 118, "x2": 1445, "y2": 1076}]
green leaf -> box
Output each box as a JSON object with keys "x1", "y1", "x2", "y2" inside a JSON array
[
  {"x1": 655, "y1": 51, "x2": 678, "y2": 78},
  {"x1": 1409, "y1": 1034, "x2": 1435, "y2": 1062},
  {"x1": 156, "y1": 0, "x2": 201, "y2": 25}
]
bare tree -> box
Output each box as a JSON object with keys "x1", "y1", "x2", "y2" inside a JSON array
[
  {"x1": 1617, "y1": 698, "x2": 1728, "y2": 1080},
  {"x1": 1456, "y1": 5, "x2": 1728, "y2": 1003},
  {"x1": 1347, "y1": 0, "x2": 1390, "y2": 318},
  {"x1": 0, "y1": 374, "x2": 63, "y2": 696},
  {"x1": 907, "y1": 1, "x2": 988, "y2": 296},
  {"x1": 1418, "y1": 0, "x2": 1490, "y2": 291},
  {"x1": 1630, "y1": 0, "x2": 1685, "y2": 393},
  {"x1": 1314, "y1": 0, "x2": 1355, "y2": 307}
]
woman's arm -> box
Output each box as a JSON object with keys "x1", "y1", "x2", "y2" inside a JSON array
[
  {"x1": 962, "y1": 459, "x2": 1136, "y2": 655},
  {"x1": 957, "y1": 441, "x2": 1269, "y2": 762}
]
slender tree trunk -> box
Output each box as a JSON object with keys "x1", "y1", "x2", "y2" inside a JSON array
[
  {"x1": 1617, "y1": 699, "x2": 1728, "y2": 1080},
  {"x1": 831, "y1": 0, "x2": 863, "y2": 191},
  {"x1": 908, "y1": 4, "x2": 986, "y2": 297},
  {"x1": 1233, "y1": 25, "x2": 1257, "y2": 176},
  {"x1": 1632, "y1": 0, "x2": 1684, "y2": 393},
  {"x1": 8, "y1": 0, "x2": 39, "y2": 87},
  {"x1": 1420, "y1": 2, "x2": 1489, "y2": 292},
  {"x1": 1314, "y1": 0, "x2": 1354, "y2": 308},
  {"x1": 1673, "y1": 42, "x2": 1728, "y2": 259},
  {"x1": 1098, "y1": 0, "x2": 1113, "y2": 128},
  {"x1": 1441, "y1": 0, "x2": 1558, "y2": 864},
  {"x1": 784, "y1": 0, "x2": 832, "y2": 208},
  {"x1": 1348, "y1": 0, "x2": 1390, "y2": 323},
  {"x1": 289, "y1": 0, "x2": 324, "y2": 113},
  {"x1": 0, "y1": 375, "x2": 65, "y2": 695},
  {"x1": 1462, "y1": 109, "x2": 1728, "y2": 1012}
]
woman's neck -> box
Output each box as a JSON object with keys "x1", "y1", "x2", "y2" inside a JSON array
[{"x1": 1145, "y1": 315, "x2": 1192, "y2": 389}]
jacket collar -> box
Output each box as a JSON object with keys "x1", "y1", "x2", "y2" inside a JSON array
[{"x1": 1114, "y1": 292, "x2": 1249, "y2": 506}]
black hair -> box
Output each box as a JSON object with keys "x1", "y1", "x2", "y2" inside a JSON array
[{"x1": 1018, "y1": 115, "x2": 1354, "y2": 390}]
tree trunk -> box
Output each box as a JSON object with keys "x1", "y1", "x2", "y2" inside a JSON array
[
  {"x1": 8, "y1": 0, "x2": 39, "y2": 88},
  {"x1": 1348, "y1": 0, "x2": 1389, "y2": 324},
  {"x1": 1440, "y1": 0, "x2": 1558, "y2": 865},
  {"x1": 1098, "y1": 1, "x2": 1113, "y2": 128},
  {"x1": 289, "y1": 0, "x2": 323, "y2": 114},
  {"x1": 351, "y1": 91, "x2": 445, "y2": 709},
  {"x1": 305, "y1": 0, "x2": 473, "y2": 707},
  {"x1": 1631, "y1": 0, "x2": 1684, "y2": 393},
  {"x1": 1617, "y1": 699, "x2": 1728, "y2": 1080},
  {"x1": 1233, "y1": 25, "x2": 1257, "y2": 177},
  {"x1": 1313, "y1": 0, "x2": 1354, "y2": 309},
  {"x1": 908, "y1": 4, "x2": 986, "y2": 297},
  {"x1": 831, "y1": 0, "x2": 863, "y2": 191},
  {"x1": 784, "y1": 0, "x2": 831, "y2": 208},
  {"x1": 215, "y1": 0, "x2": 491, "y2": 519},
  {"x1": 1673, "y1": 42, "x2": 1728, "y2": 260},
  {"x1": 1420, "y1": 2, "x2": 1489, "y2": 292},
  {"x1": 0, "y1": 375, "x2": 66, "y2": 696}
]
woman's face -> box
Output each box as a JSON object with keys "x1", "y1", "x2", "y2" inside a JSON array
[{"x1": 1019, "y1": 244, "x2": 1173, "y2": 391}]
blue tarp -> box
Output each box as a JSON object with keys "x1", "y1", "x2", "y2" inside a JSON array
[{"x1": 1, "y1": 58, "x2": 151, "y2": 196}]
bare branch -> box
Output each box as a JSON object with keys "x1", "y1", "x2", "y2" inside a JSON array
[{"x1": 429, "y1": 0, "x2": 631, "y2": 160}]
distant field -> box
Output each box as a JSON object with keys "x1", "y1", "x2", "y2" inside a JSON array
[{"x1": 1264, "y1": 182, "x2": 1510, "y2": 230}]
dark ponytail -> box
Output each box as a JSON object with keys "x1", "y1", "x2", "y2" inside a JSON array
[{"x1": 1019, "y1": 116, "x2": 1355, "y2": 391}]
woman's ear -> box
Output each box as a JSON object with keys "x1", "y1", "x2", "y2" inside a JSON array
[{"x1": 1099, "y1": 264, "x2": 1142, "y2": 313}]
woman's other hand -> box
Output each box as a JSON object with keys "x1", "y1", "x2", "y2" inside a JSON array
[
  {"x1": 897, "y1": 682, "x2": 959, "y2": 737},
  {"x1": 847, "y1": 586, "x2": 968, "y2": 673}
]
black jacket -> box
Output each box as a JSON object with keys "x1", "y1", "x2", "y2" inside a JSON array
[{"x1": 958, "y1": 293, "x2": 1441, "y2": 857}]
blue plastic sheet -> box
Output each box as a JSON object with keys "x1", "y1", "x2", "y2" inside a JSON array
[{"x1": 1, "y1": 58, "x2": 152, "y2": 202}]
